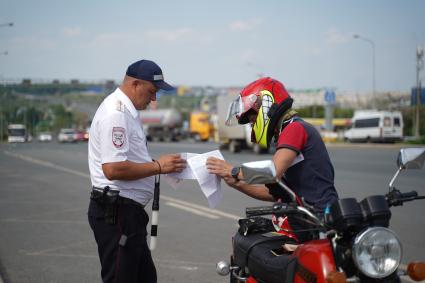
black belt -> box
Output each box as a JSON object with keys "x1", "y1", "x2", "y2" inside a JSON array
[{"x1": 91, "y1": 187, "x2": 145, "y2": 209}]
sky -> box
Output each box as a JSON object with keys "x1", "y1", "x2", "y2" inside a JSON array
[{"x1": 1, "y1": 0, "x2": 425, "y2": 92}]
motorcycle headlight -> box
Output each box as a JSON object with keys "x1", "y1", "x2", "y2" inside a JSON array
[{"x1": 352, "y1": 227, "x2": 402, "y2": 279}]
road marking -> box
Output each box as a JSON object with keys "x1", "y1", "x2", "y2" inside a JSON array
[
  {"x1": 25, "y1": 240, "x2": 92, "y2": 256},
  {"x1": 22, "y1": 252, "x2": 208, "y2": 272},
  {"x1": 3, "y1": 150, "x2": 241, "y2": 221},
  {"x1": 162, "y1": 196, "x2": 240, "y2": 220},
  {"x1": 165, "y1": 201, "x2": 220, "y2": 219},
  {"x1": 0, "y1": 219, "x2": 87, "y2": 225},
  {"x1": 3, "y1": 150, "x2": 88, "y2": 178}
]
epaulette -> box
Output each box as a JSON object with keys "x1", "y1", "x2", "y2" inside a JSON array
[{"x1": 115, "y1": 100, "x2": 125, "y2": 112}]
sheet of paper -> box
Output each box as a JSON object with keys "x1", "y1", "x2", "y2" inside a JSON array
[
  {"x1": 163, "y1": 150, "x2": 225, "y2": 208},
  {"x1": 167, "y1": 152, "x2": 198, "y2": 179},
  {"x1": 164, "y1": 152, "x2": 198, "y2": 189},
  {"x1": 187, "y1": 150, "x2": 225, "y2": 208}
]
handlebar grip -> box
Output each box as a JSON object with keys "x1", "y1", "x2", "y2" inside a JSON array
[
  {"x1": 245, "y1": 206, "x2": 274, "y2": 217},
  {"x1": 399, "y1": 191, "x2": 418, "y2": 199}
]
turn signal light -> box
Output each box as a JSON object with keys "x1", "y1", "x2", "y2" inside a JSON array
[
  {"x1": 325, "y1": 271, "x2": 347, "y2": 283},
  {"x1": 407, "y1": 262, "x2": 425, "y2": 282}
]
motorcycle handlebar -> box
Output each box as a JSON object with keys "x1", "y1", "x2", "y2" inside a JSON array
[
  {"x1": 245, "y1": 203, "x2": 301, "y2": 218},
  {"x1": 387, "y1": 190, "x2": 421, "y2": 207},
  {"x1": 245, "y1": 206, "x2": 275, "y2": 217},
  {"x1": 398, "y1": 191, "x2": 418, "y2": 199}
]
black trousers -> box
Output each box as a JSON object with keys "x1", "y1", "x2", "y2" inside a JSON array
[{"x1": 88, "y1": 199, "x2": 157, "y2": 283}]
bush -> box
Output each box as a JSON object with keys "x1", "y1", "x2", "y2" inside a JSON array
[{"x1": 405, "y1": 136, "x2": 425, "y2": 144}]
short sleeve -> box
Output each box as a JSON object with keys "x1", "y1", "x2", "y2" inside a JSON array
[
  {"x1": 276, "y1": 122, "x2": 307, "y2": 153},
  {"x1": 99, "y1": 112, "x2": 129, "y2": 164}
]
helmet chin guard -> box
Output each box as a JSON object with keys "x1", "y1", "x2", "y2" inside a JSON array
[{"x1": 265, "y1": 97, "x2": 293, "y2": 147}]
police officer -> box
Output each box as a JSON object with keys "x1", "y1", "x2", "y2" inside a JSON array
[{"x1": 88, "y1": 59, "x2": 186, "y2": 283}]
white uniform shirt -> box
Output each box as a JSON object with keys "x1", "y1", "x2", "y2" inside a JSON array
[{"x1": 88, "y1": 88, "x2": 154, "y2": 205}]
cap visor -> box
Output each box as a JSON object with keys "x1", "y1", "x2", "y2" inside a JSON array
[{"x1": 154, "y1": 80, "x2": 174, "y2": 91}]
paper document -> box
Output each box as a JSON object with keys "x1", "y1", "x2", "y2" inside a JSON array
[
  {"x1": 164, "y1": 150, "x2": 224, "y2": 208},
  {"x1": 164, "y1": 153, "x2": 197, "y2": 190}
]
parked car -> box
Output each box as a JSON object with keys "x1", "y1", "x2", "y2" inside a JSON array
[
  {"x1": 57, "y1": 128, "x2": 77, "y2": 143},
  {"x1": 37, "y1": 132, "x2": 53, "y2": 142},
  {"x1": 75, "y1": 130, "x2": 88, "y2": 142}
]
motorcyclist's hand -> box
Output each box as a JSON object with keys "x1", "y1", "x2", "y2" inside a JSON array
[
  {"x1": 156, "y1": 154, "x2": 186, "y2": 174},
  {"x1": 223, "y1": 175, "x2": 240, "y2": 187},
  {"x1": 206, "y1": 157, "x2": 233, "y2": 178}
]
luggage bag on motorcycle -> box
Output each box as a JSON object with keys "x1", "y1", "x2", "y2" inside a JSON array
[{"x1": 233, "y1": 232, "x2": 297, "y2": 283}]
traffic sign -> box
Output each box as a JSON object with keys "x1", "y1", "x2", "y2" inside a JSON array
[{"x1": 324, "y1": 90, "x2": 336, "y2": 105}]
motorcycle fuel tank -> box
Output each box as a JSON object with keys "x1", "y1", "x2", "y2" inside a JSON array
[{"x1": 292, "y1": 239, "x2": 336, "y2": 283}]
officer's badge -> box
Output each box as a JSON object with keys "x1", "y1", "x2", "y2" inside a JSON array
[{"x1": 112, "y1": 127, "x2": 125, "y2": 148}]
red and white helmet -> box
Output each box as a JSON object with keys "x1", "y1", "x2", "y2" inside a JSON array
[{"x1": 226, "y1": 77, "x2": 293, "y2": 148}]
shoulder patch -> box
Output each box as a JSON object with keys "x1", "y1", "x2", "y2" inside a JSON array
[
  {"x1": 112, "y1": 127, "x2": 126, "y2": 148},
  {"x1": 116, "y1": 100, "x2": 125, "y2": 112}
]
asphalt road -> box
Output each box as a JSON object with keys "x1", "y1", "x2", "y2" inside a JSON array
[{"x1": 0, "y1": 141, "x2": 424, "y2": 283}]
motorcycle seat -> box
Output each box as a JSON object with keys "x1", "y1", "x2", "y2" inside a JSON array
[{"x1": 233, "y1": 232, "x2": 298, "y2": 283}]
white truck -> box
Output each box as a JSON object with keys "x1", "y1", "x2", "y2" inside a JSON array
[
  {"x1": 216, "y1": 94, "x2": 267, "y2": 154},
  {"x1": 344, "y1": 110, "x2": 404, "y2": 143},
  {"x1": 139, "y1": 108, "x2": 184, "y2": 142},
  {"x1": 7, "y1": 124, "x2": 29, "y2": 143}
]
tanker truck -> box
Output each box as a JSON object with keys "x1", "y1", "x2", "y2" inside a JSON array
[{"x1": 139, "y1": 108, "x2": 184, "y2": 142}]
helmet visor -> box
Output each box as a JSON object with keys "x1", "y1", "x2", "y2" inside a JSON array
[{"x1": 225, "y1": 94, "x2": 259, "y2": 126}]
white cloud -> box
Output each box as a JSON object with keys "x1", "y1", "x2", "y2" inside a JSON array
[
  {"x1": 9, "y1": 36, "x2": 56, "y2": 50},
  {"x1": 85, "y1": 32, "x2": 138, "y2": 48},
  {"x1": 304, "y1": 46, "x2": 323, "y2": 56},
  {"x1": 324, "y1": 28, "x2": 350, "y2": 45},
  {"x1": 229, "y1": 18, "x2": 262, "y2": 32},
  {"x1": 145, "y1": 28, "x2": 193, "y2": 41},
  {"x1": 62, "y1": 27, "x2": 81, "y2": 37}
]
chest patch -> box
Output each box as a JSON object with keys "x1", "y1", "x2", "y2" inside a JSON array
[{"x1": 112, "y1": 127, "x2": 126, "y2": 148}]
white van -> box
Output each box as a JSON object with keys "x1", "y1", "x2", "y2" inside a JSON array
[
  {"x1": 344, "y1": 110, "x2": 404, "y2": 143},
  {"x1": 7, "y1": 124, "x2": 28, "y2": 143}
]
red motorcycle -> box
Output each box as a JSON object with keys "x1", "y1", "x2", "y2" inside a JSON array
[{"x1": 216, "y1": 148, "x2": 425, "y2": 283}]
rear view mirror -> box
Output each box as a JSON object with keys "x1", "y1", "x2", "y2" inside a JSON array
[
  {"x1": 241, "y1": 160, "x2": 276, "y2": 184},
  {"x1": 397, "y1": 148, "x2": 425, "y2": 169}
]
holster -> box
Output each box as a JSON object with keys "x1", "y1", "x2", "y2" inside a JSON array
[{"x1": 90, "y1": 186, "x2": 119, "y2": 225}]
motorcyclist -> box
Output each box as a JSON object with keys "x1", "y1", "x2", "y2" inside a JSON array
[{"x1": 206, "y1": 77, "x2": 339, "y2": 241}]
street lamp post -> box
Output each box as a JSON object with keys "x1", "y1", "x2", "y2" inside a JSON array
[
  {"x1": 415, "y1": 46, "x2": 424, "y2": 139},
  {"x1": 353, "y1": 34, "x2": 376, "y2": 109},
  {"x1": 0, "y1": 22, "x2": 13, "y2": 142}
]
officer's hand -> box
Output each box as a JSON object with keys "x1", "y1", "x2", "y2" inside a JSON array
[
  {"x1": 157, "y1": 154, "x2": 186, "y2": 174},
  {"x1": 206, "y1": 157, "x2": 233, "y2": 178}
]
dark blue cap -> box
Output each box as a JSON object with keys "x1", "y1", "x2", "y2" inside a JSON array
[{"x1": 126, "y1": 59, "x2": 174, "y2": 91}]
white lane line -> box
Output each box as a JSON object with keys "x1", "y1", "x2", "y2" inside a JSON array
[
  {"x1": 3, "y1": 150, "x2": 241, "y2": 221},
  {"x1": 1, "y1": 219, "x2": 87, "y2": 225},
  {"x1": 4, "y1": 150, "x2": 88, "y2": 178},
  {"x1": 3, "y1": 207, "x2": 85, "y2": 221},
  {"x1": 23, "y1": 253, "x2": 208, "y2": 272},
  {"x1": 162, "y1": 195, "x2": 241, "y2": 220},
  {"x1": 165, "y1": 202, "x2": 219, "y2": 219},
  {"x1": 25, "y1": 240, "x2": 92, "y2": 256}
]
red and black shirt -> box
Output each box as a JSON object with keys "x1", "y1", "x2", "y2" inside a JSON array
[{"x1": 268, "y1": 117, "x2": 339, "y2": 211}]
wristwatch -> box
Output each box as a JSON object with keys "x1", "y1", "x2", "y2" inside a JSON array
[{"x1": 231, "y1": 166, "x2": 241, "y2": 181}]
